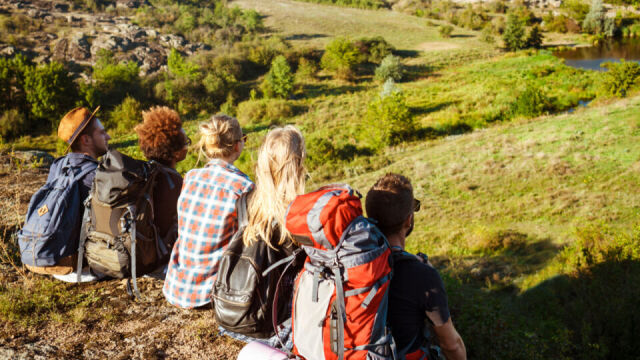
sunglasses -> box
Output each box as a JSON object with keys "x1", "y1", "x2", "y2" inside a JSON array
[
  {"x1": 414, "y1": 198, "x2": 421, "y2": 212},
  {"x1": 239, "y1": 134, "x2": 248, "y2": 143},
  {"x1": 185, "y1": 136, "x2": 192, "y2": 146}
]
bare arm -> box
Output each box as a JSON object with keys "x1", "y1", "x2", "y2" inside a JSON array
[{"x1": 432, "y1": 318, "x2": 466, "y2": 360}]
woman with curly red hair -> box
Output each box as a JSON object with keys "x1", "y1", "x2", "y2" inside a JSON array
[{"x1": 134, "y1": 106, "x2": 190, "y2": 266}]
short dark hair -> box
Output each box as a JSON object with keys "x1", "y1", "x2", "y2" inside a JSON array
[
  {"x1": 365, "y1": 173, "x2": 414, "y2": 237},
  {"x1": 135, "y1": 106, "x2": 186, "y2": 166},
  {"x1": 69, "y1": 118, "x2": 97, "y2": 152}
]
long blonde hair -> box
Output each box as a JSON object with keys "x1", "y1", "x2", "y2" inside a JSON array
[
  {"x1": 243, "y1": 126, "x2": 306, "y2": 247},
  {"x1": 198, "y1": 114, "x2": 242, "y2": 160}
]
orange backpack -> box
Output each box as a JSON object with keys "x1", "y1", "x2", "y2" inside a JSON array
[{"x1": 285, "y1": 184, "x2": 395, "y2": 360}]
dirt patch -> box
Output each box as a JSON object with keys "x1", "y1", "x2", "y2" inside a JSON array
[
  {"x1": 415, "y1": 41, "x2": 462, "y2": 52},
  {"x1": 0, "y1": 159, "x2": 244, "y2": 359}
]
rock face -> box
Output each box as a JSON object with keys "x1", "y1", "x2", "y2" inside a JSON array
[{"x1": 0, "y1": 0, "x2": 211, "y2": 76}]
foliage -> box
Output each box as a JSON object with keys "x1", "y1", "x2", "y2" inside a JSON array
[
  {"x1": 480, "y1": 25, "x2": 496, "y2": 44},
  {"x1": 0, "y1": 109, "x2": 28, "y2": 141},
  {"x1": 246, "y1": 36, "x2": 290, "y2": 68},
  {"x1": 133, "y1": 0, "x2": 263, "y2": 45},
  {"x1": 353, "y1": 36, "x2": 394, "y2": 63},
  {"x1": 526, "y1": 24, "x2": 544, "y2": 49},
  {"x1": 508, "y1": 1, "x2": 535, "y2": 25},
  {"x1": 374, "y1": 55, "x2": 404, "y2": 82},
  {"x1": 236, "y1": 99, "x2": 295, "y2": 126},
  {"x1": 86, "y1": 50, "x2": 141, "y2": 112},
  {"x1": 167, "y1": 49, "x2": 199, "y2": 80},
  {"x1": 261, "y1": 55, "x2": 295, "y2": 99},
  {"x1": 510, "y1": 84, "x2": 551, "y2": 117},
  {"x1": 542, "y1": 12, "x2": 569, "y2": 33},
  {"x1": 292, "y1": 0, "x2": 388, "y2": 9},
  {"x1": 0, "y1": 54, "x2": 30, "y2": 114},
  {"x1": 439, "y1": 24, "x2": 454, "y2": 38},
  {"x1": 502, "y1": 13, "x2": 527, "y2": 51},
  {"x1": 582, "y1": 0, "x2": 616, "y2": 37},
  {"x1": 295, "y1": 57, "x2": 319, "y2": 81},
  {"x1": 108, "y1": 96, "x2": 142, "y2": 134},
  {"x1": 601, "y1": 60, "x2": 640, "y2": 97},
  {"x1": 456, "y1": 4, "x2": 489, "y2": 30},
  {"x1": 321, "y1": 37, "x2": 362, "y2": 80},
  {"x1": 562, "y1": 0, "x2": 590, "y2": 24},
  {"x1": 366, "y1": 79, "x2": 414, "y2": 148},
  {"x1": 22, "y1": 62, "x2": 77, "y2": 130}
]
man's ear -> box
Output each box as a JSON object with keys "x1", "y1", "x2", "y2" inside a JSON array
[{"x1": 404, "y1": 213, "x2": 413, "y2": 228}]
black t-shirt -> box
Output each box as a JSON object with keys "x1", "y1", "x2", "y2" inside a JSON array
[{"x1": 389, "y1": 251, "x2": 451, "y2": 353}]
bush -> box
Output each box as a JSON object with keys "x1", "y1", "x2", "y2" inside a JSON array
[
  {"x1": 480, "y1": 25, "x2": 496, "y2": 43},
  {"x1": 108, "y1": 96, "x2": 141, "y2": 133},
  {"x1": 0, "y1": 54, "x2": 30, "y2": 114},
  {"x1": 510, "y1": 84, "x2": 551, "y2": 117},
  {"x1": 526, "y1": 24, "x2": 544, "y2": 49},
  {"x1": 374, "y1": 55, "x2": 404, "y2": 82},
  {"x1": 439, "y1": 25, "x2": 454, "y2": 38},
  {"x1": 542, "y1": 12, "x2": 568, "y2": 33},
  {"x1": 354, "y1": 36, "x2": 394, "y2": 63},
  {"x1": 23, "y1": 61, "x2": 77, "y2": 130},
  {"x1": 261, "y1": 55, "x2": 294, "y2": 99},
  {"x1": 503, "y1": 12, "x2": 527, "y2": 51},
  {"x1": 601, "y1": 60, "x2": 640, "y2": 97},
  {"x1": 236, "y1": 99, "x2": 294, "y2": 126},
  {"x1": 86, "y1": 50, "x2": 141, "y2": 112},
  {"x1": 583, "y1": 0, "x2": 616, "y2": 37},
  {"x1": 0, "y1": 109, "x2": 28, "y2": 141},
  {"x1": 247, "y1": 36, "x2": 290, "y2": 68},
  {"x1": 295, "y1": 57, "x2": 319, "y2": 81},
  {"x1": 366, "y1": 79, "x2": 415, "y2": 148},
  {"x1": 562, "y1": 0, "x2": 590, "y2": 24},
  {"x1": 321, "y1": 37, "x2": 362, "y2": 80}
]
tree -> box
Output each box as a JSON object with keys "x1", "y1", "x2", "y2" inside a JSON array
[
  {"x1": 503, "y1": 12, "x2": 527, "y2": 51},
  {"x1": 261, "y1": 55, "x2": 294, "y2": 99},
  {"x1": 526, "y1": 24, "x2": 544, "y2": 49},
  {"x1": 366, "y1": 79, "x2": 415, "y2": 148},
  {"x1": 582, "y1": 0, "x2": 605, "y2": 34},
  {"x1": 87, "y1": 50, "x2": 141, "y2": 111},
  {"x1": 375, "y1": 55, "x2": 404, "y2": 82},
  {"x1": 320, "y1": 37, "x2": 362, "y2": 80},
  {"x1": 601, "y1": 60, "x2": 640, "y2": 97},
  {"x1": 23, "y1": 61, "x2": 77, "y2": 130}
]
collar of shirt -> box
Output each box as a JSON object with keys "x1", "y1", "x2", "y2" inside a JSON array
[{"x1": 205, "y1": 158, "x2": 247, "y2": 179}]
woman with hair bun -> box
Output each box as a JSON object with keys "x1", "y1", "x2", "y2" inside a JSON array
[{"x1": 163, "y1": 114, "x2": 253, "y2": 309}]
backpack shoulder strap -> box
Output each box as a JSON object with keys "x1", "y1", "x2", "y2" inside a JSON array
[{"x1": 237, "y1": 192, "x2": 249, "y2": 228}]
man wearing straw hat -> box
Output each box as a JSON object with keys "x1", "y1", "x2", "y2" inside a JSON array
[{"x1": 23, "y1": 106, "x2": 111, "y2": 281}]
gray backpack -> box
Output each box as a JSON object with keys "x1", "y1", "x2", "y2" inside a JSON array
[{"x1": 77, "y1": 149, "x2": 175, "y2": 297}]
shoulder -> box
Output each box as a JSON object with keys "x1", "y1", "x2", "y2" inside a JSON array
[{"x1": 393, "y1": 252, "x2": 443, "y2": 283}]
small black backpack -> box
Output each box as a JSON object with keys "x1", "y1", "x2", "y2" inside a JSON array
[
  {"x1": 77, "y1": 149, "x2": 176, "y2": 297},
  {"x1": 212, "y1": 195, "x2": 303, "y2": 339}
]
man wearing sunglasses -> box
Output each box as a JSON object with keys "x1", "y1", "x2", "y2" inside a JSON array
[{"x1": 366, "y1": 173, "x2": 466, "y2": 360}]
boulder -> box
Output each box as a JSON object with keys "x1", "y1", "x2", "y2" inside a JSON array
[
  {"x1": 159, "y1": 34, "x2": 186, "y2": 49},
  {"x1": 69, "y1": 32, "x2": 90, "y2": 61},
  {"x1": 90, "y1": 34, "x2": 133, "y2": 56},
  {"x1": 115, "y1": 0, "x2": 147, "y2": 8},
  {"x1": 11, "y1": 151, "x2": 55, "y2": 169}
]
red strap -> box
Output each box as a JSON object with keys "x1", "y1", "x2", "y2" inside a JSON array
[{"x1": 406, "y1": 349, "x2": 427, "y2": 360}]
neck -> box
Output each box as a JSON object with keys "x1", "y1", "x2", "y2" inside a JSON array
[
  {"x1": 386, "y1": 232, "x2": 405, "y2": 251},
  {"x1": 219, "y1": 153, "x2": 238, "y2": 165},
  {"x1": 73, "y1": 149, "x2": 96, "y2": 160}
]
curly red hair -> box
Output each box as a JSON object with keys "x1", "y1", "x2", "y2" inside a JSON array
[{"x1": 135, "y1": 106, "x2": 186, "y2": 166}]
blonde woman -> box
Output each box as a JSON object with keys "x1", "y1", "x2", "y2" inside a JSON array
[
  {"x1": 218, "y1": 125, "x2": 307, "y2": 349},
  {"x1": 163, "y1": 114, "x2": 254, "y2": 309}
]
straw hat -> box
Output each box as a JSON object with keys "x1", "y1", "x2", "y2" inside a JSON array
[{"x1": 57, "y1": 106, "x2": 100, "y2": 152}]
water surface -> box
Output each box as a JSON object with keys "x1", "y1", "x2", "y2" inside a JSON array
[{"x1": 553, "y1": 38, "x2": 640, "y2": 71}]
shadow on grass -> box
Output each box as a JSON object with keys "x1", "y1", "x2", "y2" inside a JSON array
[
  {"x1": 394, "y1": 49, "x2": 421, "y2": 58},
  {"x1": 285, "y1": 33, "x2": 328, "y2": 41},
  {"x1": 298, "y1": 83, "x2": 366, "y2": 99},
  {"x1": 450, "y1": 34, "x2": 475, "y2": 38},
  {"x1": 409, "y1": 101, "x2": 455, "y2": 117}
]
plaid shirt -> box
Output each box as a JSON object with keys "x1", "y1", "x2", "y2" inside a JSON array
[{"x1": 163, "y1": 159, "x2": 254, "y2": 308}]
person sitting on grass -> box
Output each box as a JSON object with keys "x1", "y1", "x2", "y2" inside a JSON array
[
  {"x1": 365, "y1": 173, "x2": 467, "y2": 360},
  {"x1": 134, "y1": 106, "x2": 190, "y2": 277},
  {"x1": 217, "y1": 125, "x2": 307, "y2": 350},
  {"x1": 163, "y1": 114, "x2": 253, "y2": 309},
  {"x1": 20, "y1": 106, "x2": 111, "y2": 282}
]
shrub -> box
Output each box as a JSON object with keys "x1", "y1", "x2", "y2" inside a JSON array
[
  {"x1": 510, "y1": 84, "x2": 551, "y2": 117},
  {"x1": 0, "y1": 109, "x2": 28, "y2": 141},
  {"x1": 439, "y1": 25, "x2": 454, "y2": 38},
  {"x1": 526, "y1": 24, "x2": 544, "y2": 49},
  {"x1": 542, "y1": 12, "x2": 568, "y2": 33},
  {"x1": 203, "y1": 69, "x2": 238, "y2": 105},
  {"x1": 108, "y1": 96, "x2": 141, "y2": 133},
  {"x1": 503, "y1": 12, "x2": 527, "y2": 51},
  {"x1": 295, "y1": 57, "x2": 319, "y2": 81},
  {"x1": 458, "y1": 4, "x2": 489, "y2": 30},
  {"x1": 261, "y1": 55, "x2": 294, "y2": 99},
  {"x1": 236, "y1": 99, "x2": 294, "y2": 125},
  {"x1": 321, "y1": 37, "x2": 362, "y2": 80},
  {"x1": 562, "y1": 0, "x2": 590, "y2": 24},
  {"x1": 353, "y1": 36, "x2": 394, "y2": 63},
  {"x1": 583, "y1": 0, "x2": 616, "y2": 36},
  {"x1": 601, "y1": 60, "x2": 640, "y2": 97},
  {"x1": 374, "y1": 55, "x2": 404, "y2": 82},
  {"x1": 366, "y1": 79, "x2": 414, "y2": 148},
  {"x1": 0, "y1": 54, "x2": 30, "y2": 114},
  {"x1": 247, "y1": 36, "x2": 290, "y2": 68},
  {"x1": 23, "y1": 61, "x2": 77, "y2": 130},
  {"x1": 87, "y1": 50, "x2": 141, "y2": 112},
  {"x1": 480, "y1": 25, "x2": 496, "y2": 43}
]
